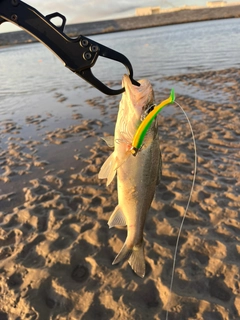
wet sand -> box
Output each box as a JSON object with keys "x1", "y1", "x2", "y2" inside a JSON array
[{"x1": 0, "y1": 68, "x2": 240, "y2": 319}]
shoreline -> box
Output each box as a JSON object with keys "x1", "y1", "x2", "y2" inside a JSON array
[{"x1": 0, "y1": 5, "x2": 240, "y2": 47}]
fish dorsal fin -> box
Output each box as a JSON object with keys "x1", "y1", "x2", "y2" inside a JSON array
[
  {"x1": 108, "y1": 205, "x2": 126, "y2": 228},
  {"x1": 101, "y1": 136, "x2": 114, "y2": 148}
]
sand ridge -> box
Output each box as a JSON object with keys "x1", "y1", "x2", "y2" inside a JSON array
[{"x1": 0, "y1": 68, "x2": 240, "y2": 319}]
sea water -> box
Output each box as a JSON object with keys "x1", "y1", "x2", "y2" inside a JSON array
[{"x1": 0, "y1": 18, "x2": 240, "y2": 117}]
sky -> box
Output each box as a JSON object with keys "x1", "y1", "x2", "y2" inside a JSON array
[{"x1": 0, "y1": 0, "x2": 238, "y2": 33}]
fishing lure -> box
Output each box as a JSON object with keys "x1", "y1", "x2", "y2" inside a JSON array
[{"x1": 130, "y1": 89, "x2": 175, "y2": 156}]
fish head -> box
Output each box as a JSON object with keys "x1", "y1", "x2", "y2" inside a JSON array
[
  {"x1": 116, "y1": 75, "x2": 155, "y2": 144},
  {"x1": 122, "y1": 74, "x2": 154, "y2": 120}
]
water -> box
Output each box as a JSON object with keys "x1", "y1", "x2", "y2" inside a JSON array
[
  {"x1": 91, "y1": 18, "x2": 240, "y2": 80},
  {"x1": 1, "y1": 18, "x2": 240, "y2": 116}
]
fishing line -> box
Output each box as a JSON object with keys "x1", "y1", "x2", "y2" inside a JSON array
[{"x1": 165, "y1": 100, "x2": 197, "y2": 320}]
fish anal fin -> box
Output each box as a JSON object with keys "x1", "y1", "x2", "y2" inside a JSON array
[
  {"x1": 98, "y1": 152, "x2": 117, "y2": 186},
  {"x1": 112, "y1": 241, "x2": 145, "y2": 278},
  {"x1": 101, "y1": 136, "x2": 114, "y2": 148},
  {"x1": 108, "y1": 205, "x2": 126, "y2": 228}
]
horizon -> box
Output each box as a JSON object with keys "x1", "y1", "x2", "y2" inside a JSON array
[{"x1": 0, "y1": 0, "x2": 239, "y2": 34}]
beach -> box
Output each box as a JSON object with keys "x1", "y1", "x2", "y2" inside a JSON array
[
  {"x1": 1, "y1": 19, "x2": 240, "y2": 320},
  {"x1": 0, "y1": 66, "x2": 240, "y2": 319}
]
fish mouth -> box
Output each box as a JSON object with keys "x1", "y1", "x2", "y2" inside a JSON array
[{"x1": 122, "y1": 75, "x2": 154, "y2": 115}]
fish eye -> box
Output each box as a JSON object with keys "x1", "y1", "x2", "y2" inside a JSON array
[{"x1": 147, "y1": 104, "x2": 155, "y2": 114}]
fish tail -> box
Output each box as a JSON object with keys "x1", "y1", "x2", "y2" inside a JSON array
[
  {"x1": 112, "y1": 242, "x2": 145, "y2": 278},
  {"x1": 128, "y1": 243, "x2": 145, "y2": 278}
]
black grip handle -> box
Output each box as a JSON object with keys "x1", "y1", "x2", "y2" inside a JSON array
[{"x1": 0, "y1": 0, "x2": 140, "y2": 95}]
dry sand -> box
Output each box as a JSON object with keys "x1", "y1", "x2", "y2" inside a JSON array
[{"x1": 0, "y1": 68, "x2": 240, "y2": 319}]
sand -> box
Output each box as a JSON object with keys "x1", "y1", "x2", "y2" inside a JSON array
[{"x1": 0, "y1": 68, "x2": 240, "y2": 319}]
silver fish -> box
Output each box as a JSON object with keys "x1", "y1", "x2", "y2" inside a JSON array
[{"x1": 99, "y1": 75, "x2": 161, "y2": 277}]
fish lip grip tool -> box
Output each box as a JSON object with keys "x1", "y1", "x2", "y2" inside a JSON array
[{"x1": 0, "y1": 0, "x2": 140, "y2": 95}]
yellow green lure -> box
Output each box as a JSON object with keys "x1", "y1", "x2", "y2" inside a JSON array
[{"x1": 131, "y1": 88, "x2": 175, "y2": 156}]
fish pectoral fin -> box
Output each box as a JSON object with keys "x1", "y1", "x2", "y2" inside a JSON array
[
  {"x1": 108, "y1": 205, "x2": 126, "y2": 228},
  {"x1": 101, "y1": 136, "x2": 114, "y2": 148},
  {"x1": 98, "y1": 152, "x2": 129, "y2": 186},
  {"x1": 98, "y1": 152, "x2": 117, "y2": 186},
  {"x1": 112, "y1": 242, "x2": 145, "y2": 278}
]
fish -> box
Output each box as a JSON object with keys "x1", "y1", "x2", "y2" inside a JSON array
[{"x1": 98, "y1": 75, "x2": 161, "y2": 277}]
